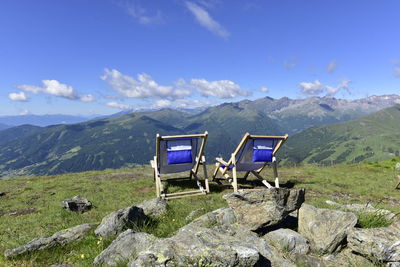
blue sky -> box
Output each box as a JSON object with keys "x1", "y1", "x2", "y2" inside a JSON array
[{"x1": 1, "y1": 0, "x2": 400, "y2": 116}]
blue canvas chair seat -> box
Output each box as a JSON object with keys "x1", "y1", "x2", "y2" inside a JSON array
[
  {"x1": 213, "y1": 133, "x2": 288, "y2": 192},
  {"x1": 150, "y1": 132, "x2": 209, "y2": 199}
]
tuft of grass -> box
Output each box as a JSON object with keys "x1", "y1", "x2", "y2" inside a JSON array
[{"x1": 356, "y1": 212, "x2": 392, "y2": 229}]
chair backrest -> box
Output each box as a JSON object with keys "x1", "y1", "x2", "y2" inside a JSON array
[
  {"x1": 234, "y1": 133, "x2": 288, "y2": 171},
  {"x1": 157, "y1": 132, "x2": 208, "y2": 174}
]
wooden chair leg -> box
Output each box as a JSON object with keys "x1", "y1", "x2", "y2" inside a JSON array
[
  {"x1": 212, "y1": 162, "x2": 220, "y2": 180},
  {"x1": 251, "y1": 171, "x2": 273, "y2": 188},
  {"x1": 202, "y1": 157, "x2": 210, "y2": 193},
  {"x1": 231, "y1": 154, "x2": 239, "y2": 192},
  {"x1": 272, "y1": 158, "x2": 279, "y2": 188},
  {"x1": 243, "y1": 171, "x2": 250, "y2": 180}
]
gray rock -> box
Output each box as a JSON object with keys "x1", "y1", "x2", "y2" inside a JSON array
[
  {"x1": 223, "y1": 188, "x2": 305, "y2": 231},
  {"x1": 326, "y1": 200, "x2": 396, "y2": 221},
  {"x1": 298, "y1": 204, "x2": 357, "y2": 254},
  {"x1": 94, "y1": 205, "x2": 146, "y2": 239},
  {"x1": 185, "y1": 208, "x2": 205, "y2": 223},
  {"x1": 348, "y1": 221, "x2": 400, "y2": 262},
  {"x1": 264, "y1": 228, "x2": 310, "y2": 256},
  {"x1": 4, "y1": 223, "x2": 96, "y2": 258},
  {"x1": 128, "y1": 224, "x2": 263, "y2": 266},
  {"x1": 387, "y1": 262, "x2": 400, "y2": 267},
  {"x1": 62, "y1": 195, "x2": 92, "y2": 213},
  {"x1": 0, "y1": 192, "x2": 5, "y2": 196},
  {"x1": 128, "y1": 223, "x2": 295, "y2": 267},
  {"x1": 189, "y1": 207, "x2": 236, "y2": 228},
  {"x1": 137, "y1": 198, "x2": 167, "y2": 218},
  {"x1": 93, "y1": 230, "x2": 157, "y2": 266},
  {"x1": 296, "y1": 248, "x2": 371, "y2": 267}
]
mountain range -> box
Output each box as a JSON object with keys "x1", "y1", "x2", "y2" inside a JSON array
[{"x1": 0, "y1": 94, "x2": 399, "y2": 177}]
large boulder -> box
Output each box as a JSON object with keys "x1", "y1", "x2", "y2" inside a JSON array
[
  {"x1": 223, "y1": 188, "x2": 305, "y2": 231},
  {"x1": 347, "y1": 221, "x2": 400, "y2": 263},
  {"x1": 298, "y1": 204, "x2": 357, "y2": 254},
  {"x1": 94, "y1": 206, "x2": 146, "y2": 238},
  {"x1": 127, "y1": 224, "x2": 295, "y2": 266},
  {"x1": 137, "y1": 198, "x2": 167, "y2": 218},
  {"x1": 62, "y1": 195, "x2": 92, "y2": 213},
  {"x1": 264, "y1": 228, "x2": 310, "y2": 256},
  {"x1": 4, "y1": 223, "x2": 96, "y2": 258},
  {"x1": 93, "y1": 230, "x2": 157, "y2": 266}
]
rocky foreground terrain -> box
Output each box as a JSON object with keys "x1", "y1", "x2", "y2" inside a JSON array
[{"x1": 4, "y1": 188, "x2": 400, "y2": 266}]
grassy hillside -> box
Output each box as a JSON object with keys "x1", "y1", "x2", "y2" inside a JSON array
[
  {"x1": 0, "y1": 113, "x2": 184, "y2": 177},
  {"x1": 0, "y1": 158, "x2": 399, "y2": 266},
  {"x1": 282, "y1": 105, "x2": 400, "y2": 165}
]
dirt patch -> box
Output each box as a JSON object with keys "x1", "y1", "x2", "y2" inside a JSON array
[{"x1": 7, "y1": 208, "x2": 38, "y2": 216}]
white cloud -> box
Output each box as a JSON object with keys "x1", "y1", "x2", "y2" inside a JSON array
[
  {"x1": 126, "y1": 3, "x2": 162, "y2": 24},
  {"x1": 80, "y1": 94, "x2": 96, "y2": 102},
  {"x1": 106, "y1": 101, "x2": 132, "y2": 110},
  {"x1": 394, "y1": 67, "x2": 400, "y2": 78},
  {"x1": 153, "y1": 99, "x2": 172, "y2": 108},
  {"x1": 151, "y1": 98, "x2": 213, "y2": 109},
  {"x1": 8, "y1": 91, "x2": 29, "y2": 102},
  {"x1": 189, "y1": 78, "x2": 250, "y2": 98},
  {"x1": 17, "y1": 84, "x2": 41, "y2": 94},
  {"x1": 327, "y1": 60, "x2": 337, "y2": 73},
  {"x1": 260, "y1": 87, "x2": 269, "y2": 93},
  {"x1": 101, "y1": 69, "x2": 191, "y2": 99},
  {"x1": 17, "y1": 80, "x2": 78, "y2": 100},
  {"x1": 299, "y1": 79, "x2": 351, "y2": 97},
  {"x1": 42, "y1": 80, "x2": 78, "y2": 99},
  {"x1": 185, "y1": 1, "x2": 229, "y2": 38}
]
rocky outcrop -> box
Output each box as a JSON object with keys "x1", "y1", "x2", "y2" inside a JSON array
[
  {"x1": 92, "y1": 189, "x2": 309, "y2": 267},
  {"x1": 137, "y1": 198, "x2": 167, "y2": 218},
  {"x1": 62, "y1": 195, "x2": 92, "y2": 213},
  {"x1": 93, "y1": 230, "x2": 157, "y2": 266},
  {"x1": 4, "y1": 223, "x2": 96, "y2": 258},
  {"x1": 264, "y1": 228, "x2": 310, "y2": 256},
  {"x1": 348, "y1": 221, "x2": 400, "y2": 263},
  {"x1": 298, "y1": 204, "x2": 357, "y2": 254},
  {"x1": 94, "y1": 206, "x2": 146, "y2": 239},
  {"x1": 127, "y1": 224, "x2": 295, "y2": 267},
  {"x1": 223, "y1": 188, "x2": 305, "y2": 231}
]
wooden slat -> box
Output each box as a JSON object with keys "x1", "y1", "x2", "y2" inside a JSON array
[
  {"x1": 164, "y1": 189, "x2": 206, "y2": 197},
  {"x1": 166, "y1": 192, "x2": 206, "y2": 200},
  {"x1": 160, "y1": 133, "x2": 207, "y2": 139}
]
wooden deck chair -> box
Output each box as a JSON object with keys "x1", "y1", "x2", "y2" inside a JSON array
[
  {"x1": 150, "y1": 131, "x2": 209, "y2": 199},
  {"x1": 212, "y1": 133, "x2": 288, "y2": 192}
]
